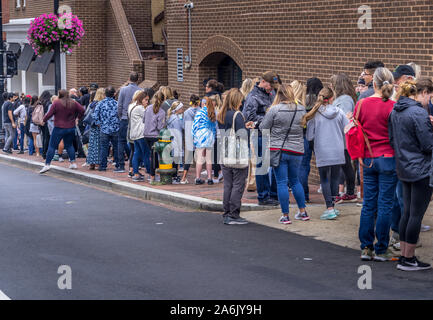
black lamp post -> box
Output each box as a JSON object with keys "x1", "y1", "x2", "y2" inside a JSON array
[{"x1": 54, "y1": 0, "x2": 61, "y2": 94}]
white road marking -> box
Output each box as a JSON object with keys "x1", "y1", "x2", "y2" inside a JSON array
[{"x1": 0, "y1": 290, "x2": 11, "y2": 300}]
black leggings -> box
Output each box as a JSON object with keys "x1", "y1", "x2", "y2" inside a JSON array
[
  {"x1": 144, "y1": 137, "x2": 159, "y2": 177},
  {"x1": 399, "y1": 178, "x2": 433, "y2": 244},
  {"x1": 318, "y1": 165, "x2": 341, "y2": 208},
  {"x1": 339, "y1": 150, "x2": 356, "y2": 195}
]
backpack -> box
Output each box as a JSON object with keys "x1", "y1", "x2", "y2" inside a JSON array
[
  {"x1": 32, "y1": 104, "x2": 45, "y2": 126},
  {"x1": 344, "y1": 99, "x2": 373, "y2": 168},
  {"x1": 221, "y1": 111, "x2": 249, "y2": 169}
]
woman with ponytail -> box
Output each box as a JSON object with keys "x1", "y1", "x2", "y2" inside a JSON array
[
  {"x1": 389, "y1": 79, "x2": 433, "y2": 271},
  {"x1": 304, "y1": 87, "x2": 348, "y2": 220},
  {"x1": 356, "y1": 67, "x2": 398, "y2": 262}
]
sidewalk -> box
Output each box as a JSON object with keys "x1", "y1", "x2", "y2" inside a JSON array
[{"x1": 0, "y1": 150, "x2": 338, "y2": 206}]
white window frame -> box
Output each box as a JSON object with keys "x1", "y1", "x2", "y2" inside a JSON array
[{"x1": 16, "y1": 0, "x2": 21, "y2": 9}]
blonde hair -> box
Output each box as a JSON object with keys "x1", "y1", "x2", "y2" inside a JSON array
[
  {"x1": 302, "y1": 87, "x2": 334, "y2": 126},
  {"x1": 290, "y1": 80, "x2": 306, "y2": 106},
  {"x1": 240, "y1": 78, "x2": 254, "y2": 98},
  {"x1": 271, "y1": 84, "x2": 296, "y2": 108},
  {"x1": 151, "y1": 90, "x2": 164, "y2": 114},
  {"x1": 407, "y1": 62, "x2": 421, "y2": 79},
  {"x1": 51, "y1": 95, "x2": 58, "y2": 103},
  {"x1": 397, "y1": 80, "x2": 418, "y2": 99},
  {"x1": 167, "y1": 101, "x2": 182, "y2": 119},
  {"x1": 208, "y1": 94, "x2": 222, "y2": 113},
  {"x1": 160, "y1": 86, "x2": 174, "y2": 100},
  {"x1": 217, "y1": 88, "x2": 244, "y2": 124},
  {"x1": 94, "y1": 88, "x2": 105, "y2": 102},
  {"x1": 373, "y1": 67, "x2": 395, "y2": 102}
]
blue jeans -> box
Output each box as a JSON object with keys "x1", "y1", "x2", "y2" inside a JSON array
[
  {"x1": 46, "y1": 127, "x2": 76, "y2": 164},
  {"x1": 132, "y1": 138, "x2": 150, "y2": 175},
  {"x1": 117, "y1": 119, "x2": 130, "y2": 169},
  {"x1": 13, "y1": 127, "x2": 18, "y2": 149},
  {"x1": 359, "y1": 156, "x2": 397, "y2": 254},
  {"x1": 100, "y1": 131, "x2": 119, "y2": 170},
  {"x1": 255, "y1": 135, "x2": 271, "y2": 202},
  {"x1": 28, "y1": 135, "x2": 35, "y2": 155},
  {"x1": 391, "y1": 180, "x2": 404, "y2": 233},
  {"x1": 299, "y1": 137, "x2": 312, "y2": 201},
  {"x1": 273, "y1": 152, "x2": 306, "y2": 214},
  {"x1": 19, "y1": 123, "x2": 25, "y2": 151}
]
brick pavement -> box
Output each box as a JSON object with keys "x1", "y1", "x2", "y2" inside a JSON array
[{"x1": 7, "y1": 150, "x2": 337, "y2": 205}]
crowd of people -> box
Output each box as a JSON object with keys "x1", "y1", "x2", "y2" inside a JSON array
[{"x1": 2, "y1": 61, "x2": 433, "y2": 272}]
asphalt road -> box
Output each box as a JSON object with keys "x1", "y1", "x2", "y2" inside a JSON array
[{"x1": 0, "y1": 163, "x2": 433, "y2": 300}]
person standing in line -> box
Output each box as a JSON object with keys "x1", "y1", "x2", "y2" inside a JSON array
[
  {"x1": 117, "y1": 72, "x2": 141, "y2": 173},
  {"x1": 39, "y1": 90, "x2": 85, "y2": 174},
  {"x1": 181, "y1": 95, "x2": 201, "y2": 184},
  {"x1": 93, "y1": 87, "x2": 120, "y2": 172},
  {"x1": 359, "y1": 61, "x2": 385, "y2": 100},
  {"x1": 38, "y1": 90, "x2": 53, "y2": 160},
  {"x1": 85, "y1": 88, "x2": 105, "y2": 170},
  {"x1": 128, "y1": 90, "x2": 151, "y2": 182},
  {"x1": 299, "y1": 77, "x2": 323, "y2": 202},
  {"x1": 13, "y1": 97, "x2": 29, "y2": 154},
  {"x1": 330, "y1": 74, "x2": 358, "y2": 204},
  {"x1": 240, "y1": 78, "x2": 254, "y2": 99},
  {"x1": 355, "y1": 67, "x2": 398, "y2": 262},
  {"x1": 160, "y1": 86, "x2": 177, "y2": 113},
  {"x1": 208, "y1": 94, "x2": 223, "y2": 183},
  {"x1": 29, "y1": 95, "x2": 42, "y2": 157},
  {"x1": 192, "y1": 96, "x2": 217, "y2": 185},
  {"x1": 2, "y1": 93, "x2": 17, "y2": 154},
  {"x1": 304, "y1": 87, "x2": 348, "y2": 220},
  {"x1": 389, "y1": 79, "x2": 433, "y2": 271},
  {"x1": 243, "y1": 71, "x2": 279, "y2": 206},
  {"x1": 260, "y1": 85, "x2": 308, "y2": 225},
  {"x1": 11, "y1": 93, "x2": 21, "y2": 151},
  {"x1": 143, "y1": 90, "x2": 166, "y2": 183},
  {"x1": 218, "y1": 88, "x2": 249, "y2": 225},
  {"x1": 166, "y1": 101, "x2": 186, "y2": 183}
]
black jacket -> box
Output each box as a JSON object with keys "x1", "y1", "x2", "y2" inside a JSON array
[
  {"x1": 389, "y1": 96, "x2": 433, "y2": 182},
  {"x1": 242, "y1": 84, "x2": 274, "y2": 129}
]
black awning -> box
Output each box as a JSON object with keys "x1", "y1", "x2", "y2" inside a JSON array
[
  {"x1": 7, "y1": 43, "x2": 22, "y2": 56},
  {"x1": 28, "y1": 51, "x2": 54, "y2": 74},
  {"x1": 17, "y1": 44, "x2": 35, "y2": 71}
]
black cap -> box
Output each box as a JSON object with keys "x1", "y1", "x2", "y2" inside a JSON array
[
  {"x1": 90, "y1": 83, "x2": 99, "y2": 90},
  {"x1": 393, "y1": 65, "x2": 415, "y2": 80}
]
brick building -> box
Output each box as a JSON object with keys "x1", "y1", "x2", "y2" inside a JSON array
[
  {"x1": 2, "y1": 0, "x2": 167, "y2": 95},
  {"x1": 166, "y1": 0, "x2": 433, "y2": 100}
]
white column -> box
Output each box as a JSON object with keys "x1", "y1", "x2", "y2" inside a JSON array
[
  {"x1": 61, "y1": 53, "x2": 67, "y2": 90},
  {"x1": 21, "y1": 70, "x2": 26, "y2": 94},
  {"x1": 38, "y1": 73, "x2": 44, "y2": 96}
]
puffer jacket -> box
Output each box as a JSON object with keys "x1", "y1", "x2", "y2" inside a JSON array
[
  {"x1": 259, "y1": 103, "x2": 306, "y2": 154},
  {"x1": 389, "y1": 96, "x2": 433, "y2": 182},
  {"x1": 242, "y1": 84, "x2": 274, "y2": 129}
]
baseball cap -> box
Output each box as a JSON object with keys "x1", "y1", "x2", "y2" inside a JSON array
[
  {"x1": 357, "y1": 78, "x2": 366, "y2": 85},
  {"x1": 261, "y1": 71, "x2": 279, "y2": 88},
  {"x1": 90, "y1": 83, "x2": 99, "y2": 90},
  {"x1": 393, "y1": 65, "x2": 415, "y2": 80}
]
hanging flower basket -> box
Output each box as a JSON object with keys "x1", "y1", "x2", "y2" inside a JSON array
[{"x1": 27, "y1": 13, "x2": 85, "y2": 56}]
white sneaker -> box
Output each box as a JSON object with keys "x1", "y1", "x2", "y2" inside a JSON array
[
  {"x1": 218, "y1": 172, "x2": 224, "y2": 182},
  {"x1": 212, "y1": 179, "x2": 220, "y2": 184},
  {"x1": 69, "y1": 163, "x2": 77, "y2": 170},
  {"x1": 421, "y1": 225, "x2": 431, "y2": 232},
  {"x1": 82, "y1": 162, "x2": 89, "y2": 167},
  {"x1": 39, "y1": 165, "x2": 51, "y2": 174},
  {"x1": 58, "y1": 157, "x2": 64, "y2": 162},
  {"x1": 317, "y1": 186, "x2": 322, "y2": 193},
  {"x1": 201, "y1": 170, "x2": 207, "y2": 176}
]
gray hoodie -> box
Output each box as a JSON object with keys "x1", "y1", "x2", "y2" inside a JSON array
[
  {"x1": 333, "y1": 95, "x2": 355, "y2": 115},
  {"x1": 306, "y1": 105, "x2": 349, "y2": 167}
]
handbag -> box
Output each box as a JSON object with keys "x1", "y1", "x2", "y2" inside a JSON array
[
  {"x1": 344, "y1": 99, "x2": 373, "y2": 168},
  {"x1": 83, "y1": 102, "x2": 96, "y2": 127},
  {"x1": 269, "y1": 105, "x2": 298, "y2": 168},
  {"x1": 222, "y1": 111, "x2": 249, "y2": 169}
]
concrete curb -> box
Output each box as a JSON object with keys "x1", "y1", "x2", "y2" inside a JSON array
[{"x1": 0, "y1": 154, "x2": 278, "y2": 212}]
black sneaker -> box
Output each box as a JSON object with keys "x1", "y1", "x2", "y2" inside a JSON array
[
  {"x1": 397, "y1": 257, "x2": 432, "y2": 271},
  {"x1": 224, "y1": 217, "x2": 249, "y2": 225},
  {"x1": 2, "y1": 149, "x2": 12, "y2": 154},
  {"x1": 207, "y1": 179, "x2": 214, "y2": 185},
  {"x1": 259, "y1": 198, "x2": 279, "y2": 206},
  {"x1": 18, "y1": 150, "x2": 24, "y2": 154},
  {"x1": 132, "y1": 175, "x2": 145, "y2": 182},
  {"x1": 195, "y1": 178, "x2": 205, "y2": 185},
  {"x1": 128, "y1": 171, "x2": 134, "y2": 178}
]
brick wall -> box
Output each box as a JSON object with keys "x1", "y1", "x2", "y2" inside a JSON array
[
  {"x1": 122, "y1": 0, "x2": 153, "y2": 49},
  {"x1": 144, "y1": 59, "x2": 168, "y2": 86},
  {"x1": 165, "y1": 0, "x2": 433, "y2": 185}
]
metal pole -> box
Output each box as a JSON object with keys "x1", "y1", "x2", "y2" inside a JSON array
[{"x1": 54, "y1": 0, "x2": 61, "y2": 94}]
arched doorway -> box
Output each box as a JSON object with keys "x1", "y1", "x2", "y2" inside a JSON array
[{"x1": 199, "y1": 52, "x2": 242, "y2": 95}]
